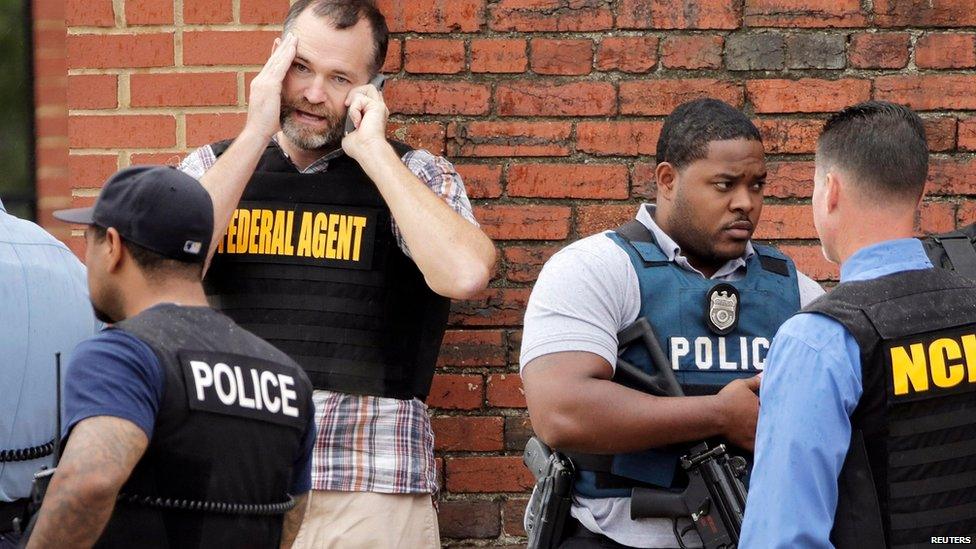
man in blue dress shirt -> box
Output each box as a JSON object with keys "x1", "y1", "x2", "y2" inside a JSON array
[
  {"x1": 741, "y1": 101, "x2": 976, "y2": 548},
  {"x1": 0, "y1": 199, "x2": 99, "y2": 547}
]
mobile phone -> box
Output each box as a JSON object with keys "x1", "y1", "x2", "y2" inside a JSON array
[{"x1": 344, "y1": 74, "x2": 387, "y2": 135}]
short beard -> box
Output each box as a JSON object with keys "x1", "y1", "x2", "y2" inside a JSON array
[
  {"x1": 91, "y1": 300, "x2": 119, "y2": 325},
  {"x1": 279, "y1": 102, "x2": 344, "y2": 151},
  {"x1": 669, "y1": 188, "x2": 735, "y2": 265}
]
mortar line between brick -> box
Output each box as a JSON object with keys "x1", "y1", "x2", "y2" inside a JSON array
[
  {"x1": 176, "y1": 113, "x2": 187, "y2": 150},
  {"x1": 71, "y1": 107, "x2": 247, "y2": 116},
  {"x1": 113, "y1": 0, "x2": 124, "y2": 27},
  {"x1": 73, "y1": 148, "x2": 191, "y2": 155},
  {"x1": 68, "y1": 24, "x2": 282, "y2": 34},
  {"x1": 174, "y1": 0, "x2": 184, "y2": 67},
  {"x1": 69, "y1": 67, "x2": 264, "y2": 75},
  {"x1": 119, "y1": 72, "x2": 130, "y2": 108},
  {"x1": 238, "y1": 72, "x2": 246, "y2": 107}
]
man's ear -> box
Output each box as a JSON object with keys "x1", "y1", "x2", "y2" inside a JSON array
[
  {"x1": 824, "y1": 171, "x2": 841, "y2": 214},
  {"x1": 655, "y1": 162, "x2": 677, "y2": 201},
  {"x1": 105, "y1": 228, "x2": 125, "y2": 274}
]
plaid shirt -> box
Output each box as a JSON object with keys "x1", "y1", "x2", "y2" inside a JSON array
[{"x1": 179, "y1": 137, "x2": 477, "y2": 493}]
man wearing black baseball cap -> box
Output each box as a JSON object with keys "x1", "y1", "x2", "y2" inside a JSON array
[{"x1": 24, "y1": 166, "x2": 315, "y2": 549}]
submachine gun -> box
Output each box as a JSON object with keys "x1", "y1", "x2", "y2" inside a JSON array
[{"x1": 523, "y1": 319, "x2": 748, "y2": 549}]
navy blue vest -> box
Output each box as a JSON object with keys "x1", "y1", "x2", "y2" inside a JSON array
[{"x1": 575, "y1": 225, "x2": 801, "y2": 498}]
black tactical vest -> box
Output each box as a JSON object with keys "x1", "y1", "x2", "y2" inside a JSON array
[
  {"x1": 804, "y1": 269, "x2": 976, "y2": 548},
  {"x1": 97, "y1": 304, "x2": 313, "y2": 549},
  {"x1": 203, "y1": 140, "x2": 450, "y2": 400}
]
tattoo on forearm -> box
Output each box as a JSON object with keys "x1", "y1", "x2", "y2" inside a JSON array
[{"x1": 27, "y1": 416, "x2": 148, "y2": 549}]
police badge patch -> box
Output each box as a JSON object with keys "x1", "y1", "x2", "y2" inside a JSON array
[{"x1": 705, "y1": 283, "x2": 739, "y2": 335}]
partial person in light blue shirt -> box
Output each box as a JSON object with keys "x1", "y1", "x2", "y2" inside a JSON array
[
  {"x1": 741, "y1": 239, "x2": 932, "y2": 547},
  {"x1": 0, "y1": 199, "x2": 99, "y2": 505},
  {"x1": 741, "y1": 101, "x2": 976, "y2": 547}
]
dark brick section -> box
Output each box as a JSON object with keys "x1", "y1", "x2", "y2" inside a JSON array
[
  {"x1": 439, "y1": 500, "x2": 502, "y2": 539},
  {"x1": 725, "y1": 33, "x2": 785, "y2": 70},
  {"x1": 503, "y1": 497, "x2": 530, "y2": 537},
  {"x1": 848, "y1": 32, "x2": 911, "y2": 68},
  {"x1": 505, "y1": 416, "x2": 535, "y2": 452},
  {"x1": 786, "y1": 33, "x2": 847, "y2": 69},
  {"x1": 508, "y1": 330, "x2": 523, "y2": 367}
]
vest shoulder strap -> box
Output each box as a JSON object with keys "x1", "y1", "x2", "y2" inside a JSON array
[
  {"x1": 752, "y1": 243, "x2": 791, "y2": 277},
  {"x1": 615, "y1": 219, "x2": 654, "y2": 243},
  {"x1": 613, "y1": 220, "x2": 669, "y2": 267},
  {"x1": 933, "y1": 229, "x2": 976, "y2": 279},
  {"x1": 803, "y1": 285, "x2": 881, "y2": 355}
]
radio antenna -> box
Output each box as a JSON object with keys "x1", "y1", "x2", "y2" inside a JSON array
[{"x1": 53, "y1": 352, "x2": 62, "y2": 465}]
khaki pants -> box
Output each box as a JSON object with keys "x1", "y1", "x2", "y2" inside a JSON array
[{"x1": 291, "y1": 490, "x2": 441, "y2": 549}]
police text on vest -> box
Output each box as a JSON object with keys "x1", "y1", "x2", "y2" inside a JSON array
[
  {"x1": 189, "y1": 359, "x2": 300, "y2": 417},
  {"x1": 670, "y1": 336, "x2": 770, "y2": 371}
]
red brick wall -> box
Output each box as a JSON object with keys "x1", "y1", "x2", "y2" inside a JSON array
[
  {"x1": 59, "y1": 1, "x2": 976, "y2": 545},
  {"x1": 34, "y1": 0, "x2": 68, "y2": 235}
]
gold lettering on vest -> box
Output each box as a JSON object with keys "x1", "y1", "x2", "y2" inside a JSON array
[
  {"x1": 285, "y1": 211, "x2": 295, "y2": 255},
  {"x1": 223, "y1": 209, "x2": 239, "y2": 253},
  {"x1": 963, "y1": 334, "x2": 976, "y2": 383},
  {"x1": 336, "y1": 215, "x2": 351, "y2": 260},
  {"x1": 324, "y1": 214, "x2": 338, "y2": 260},
  {"x1": 890, "y1": 343, "x2": 929, "y2": 396},
  {"x1": 236, "y1": 209, "x2": 251, "y2": 255},
  {"x1": 312, "y1": 213, "x2": 328, "y2": 259},
  {"x1": 351, "y1": 216, "x2": 367, "y2": 261},
  {"x1": 270, "y1": 210, "x2": 287, "y2": 255},
  {"x1": 248, "y1": 209, "x2": 261, "y2": 254},
  {"x1": 890, "y1": 333, "x2": 976, "y2": 396},
  {"x1": 929, "y1": 338, "x2": 965, "y2": 389},
  {"x1": 217, "y1": 207, "x2": 369, "y2": 265},
  {"x1": 296, "y1": 211, "x2": 313, "y2": 257},
  {"x1": 258, "y1": 209, "x2": 274, "y2": 254}
]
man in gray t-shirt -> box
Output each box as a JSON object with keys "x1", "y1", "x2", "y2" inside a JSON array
[{"x1": 520, "y1": 99, "x2": 824, "y2": 549}]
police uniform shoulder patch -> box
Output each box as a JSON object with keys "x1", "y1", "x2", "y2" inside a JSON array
[
  {"x1": 705, "y1": 283, "x2": 739, "y2": 336},
  {"x1": 178, "y1": 350, "x2": 307, "y2": 430}
]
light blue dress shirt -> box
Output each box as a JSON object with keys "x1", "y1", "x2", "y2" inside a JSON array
[
  {"x1": 0, "y1": 199, "x2": 99, "y2": 501},
  {"x1": 740, "y1": 238, "x2": 934, "y2": 548}
]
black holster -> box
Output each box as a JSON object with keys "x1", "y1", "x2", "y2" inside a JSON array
[
  {"x1": 14, "y1": 466, "x2": 55, "y2": 547},
  {"x1": 523, "y1": 437, "x2": 575, "y2": 549}
]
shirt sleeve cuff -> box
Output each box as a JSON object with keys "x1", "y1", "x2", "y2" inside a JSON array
[
  {"x1": 64, "y1": 408, "x2": 155, "y2": 441},
  {"x1": 519, "y1": 339, "x2": 618, "y2": 374}
]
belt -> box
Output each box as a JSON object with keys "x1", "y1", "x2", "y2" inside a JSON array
[{"x1": 0, "y1": 499, "x2": 28, "y2": 533}]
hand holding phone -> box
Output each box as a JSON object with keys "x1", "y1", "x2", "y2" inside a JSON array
[{"x1": 344, "y1": 74, "x2": 387, "y2": 135}]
